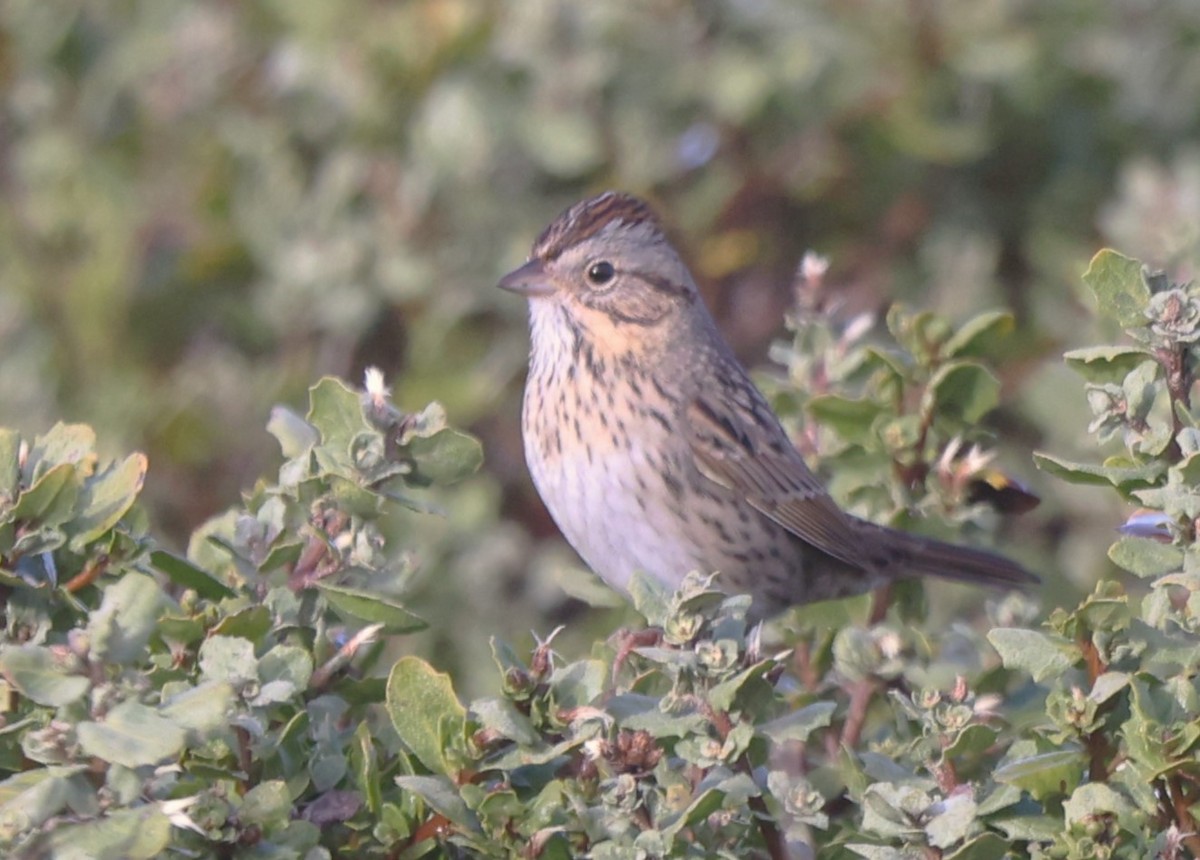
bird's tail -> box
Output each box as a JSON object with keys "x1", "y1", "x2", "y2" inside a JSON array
[{"x1": 851, "y1": 517, "x2": 1038, "y2": 589}]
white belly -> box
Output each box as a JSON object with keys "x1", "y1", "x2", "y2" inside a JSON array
[{"x1": 526, "y1": 435, "x2": 700, "y2": 594}]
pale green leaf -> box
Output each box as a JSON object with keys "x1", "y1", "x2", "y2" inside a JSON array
[
  {"x1": 987, "y1": 628, "x2": 1080, "y2": 681},
  {"x1": 77, "y1": 701, "x2": 186, "y2": 768},
  {"x1": 198, "y1": 635, "x2": 258, "y2": 686},
  {"x1": 239, "y1": 780, "x2": 292, "y2": 826},
  {"x1": 23, "y1": 423, "x2": 95, "y2": 485},
  {"x1": 1082, "y1": 249, "x2": 1150, "y2": 327},
  {"x1": 922, "y1": 361, "x2": 1000, "y2": 424},
  {"x1": 0, "y1": 645, "x2": 90, "y2": 707},
  {"x1": 943, "y1": 310, "x2": 1014, "y2": 358},
  {"x1": 395, "y1": 774, "x2": 480, "y2": 832},
  {"x1": 406, "y1": 428, "x2": 483, "y2": 486},
  {"x1": 1064, "y1": 345, "x2": 1152, "y2": 383},
  {"x1": 150, "y1": 550, "x2": 235, "y2": 600},
  {"x1": 307, "y1": 377, "x2": 371, "y2": 454},
  {"x1": 9, "y1": 462, "x2": 80, "y2": 526},
  {"x1": 86, "y1": 572, "x2": 171, "y2": 665},
  {"x1": 760, "y1": 701, "x2": 837, "y2": 743},
  {"x1": 317, "y1": 582, "x2": 428, "y2": 633},
  {"x1": 68, "y1": 453, "x2": 147, "y2": 550},
  {"x1": 267, "y1": 406, "x2": 320, "y2": 458},
  {"x1": 43, "y1": 804, "x2": 171, "y2": 860},
  {"x1": 994, "y1": 749, "x2": 1086, "y2": 800},
  {"x1": 1033, "y1": 451, "x2": 1165, "y2": 489},
  {"x1": 386, "y1": 657, "x2": 466, "y2": 776},
  {"x1": 160, "y1": 681, "x2": 236, "y2": 738},
  {"x1": 1108, "y1": 536, "x2": 1183, "y2": 578}
]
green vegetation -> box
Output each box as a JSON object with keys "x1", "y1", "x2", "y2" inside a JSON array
[
  {"x1": 3, "y1": 1, "x2": 1200, "y2": 857},
  {"x1": 3, "y1": 253, "x2": 1200, "y2": 857}
]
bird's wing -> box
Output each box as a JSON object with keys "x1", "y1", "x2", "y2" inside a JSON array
[{"x1": 685, "y1": 390, "x2": 877, "y2": 571}]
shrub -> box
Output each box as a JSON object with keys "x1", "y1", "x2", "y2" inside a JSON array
[{"x1": 2, "y1": 251, "x2": 1199, "y2": 858}]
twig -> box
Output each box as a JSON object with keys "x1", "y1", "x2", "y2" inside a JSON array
[
  {"x1": 1165, "y1": 774, "x2": 1200, "y2": 858},
  {"x1": 309, "y1": 623, "x2": 384, "y2": 690},
  {"x1": 792, "y1": 639, "x2": 820, "y2": 692},
  {"x1": 868, "y1": 584, "x2": 893, "y2": 626},
  {"x1": 1079, "y1": 636, "x2": 1113, "y2": 782},
  {"x1": 745, "y1": 780, "x2": 790, "y2": 860},
  {"x1": 65, "y1": 555, "x2": 109, "y2": 593},
  {"x1": 696, "y1": 698, "x2": 789, "y2": 859},
  {"x1": 840, "y1": 678, "x2": 879, "y2": 748}
]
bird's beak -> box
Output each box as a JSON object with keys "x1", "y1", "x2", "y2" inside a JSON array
[{"x1": 497, "y1": 259, "x2": 555, "y2": 297}]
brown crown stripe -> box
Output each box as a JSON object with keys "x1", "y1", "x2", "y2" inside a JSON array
[{"x1": 533, "y1": 192, "x2": 660, "y2": 261}]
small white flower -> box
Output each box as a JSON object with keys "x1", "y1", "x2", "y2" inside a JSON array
[
  {"x1": 800, "y1": 251, "x2": 829, "y2": 282},
  {"x1": 161, "y1": 796, "x2": 206, "y2": 835},
  {"x1": 364, "y1": 366, "x2": 390, "y2": 406}
]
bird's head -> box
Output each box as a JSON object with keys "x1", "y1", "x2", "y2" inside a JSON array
[{"x1": 498, "y1": 192, "x2": 703, "y2": 361}]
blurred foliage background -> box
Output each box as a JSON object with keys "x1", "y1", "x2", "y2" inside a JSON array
[{"x1": 3, "y1": 0, "x2": 1200, "y2": 691}]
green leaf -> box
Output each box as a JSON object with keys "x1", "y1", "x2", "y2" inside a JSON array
[
  {"x1": 394, "y1": 774, "x2": 480, "y2": 832},
  {"x1": 160, "y1": 681, "x2": 236, "y2": 738},
  {"x1": 612, "y1": 693, "x2": 707, "y2": 737},
  {"x1": 1089, "y1": 671, "x2": 1130, "y2": 705},
  {"x1": 707, "y1": 661, "x2": 776, "y2": 713},
  {"x1": 925, "y1": 792, "x2": 977, "y2": 849},
  {"x1": 0, "y1": 767, "x2": 86, "y2": 843},
  {"x1": 878, "y1": 414, "x2": 922, "y2": 452},
  {"x1": 922, "y1": 361, "x2": 1000, "y2": 424},
  {"x1": 628, "y1": 570, "x2": 670, "y2": 627},
  {"x1": 198, "y1": 635, "x2": 258, "y2": 686},
  {"x1": 944, "y1": 723, "x2": 998, "y2": 759},
  {"x1": 23, "y1": 423, "x2": 96, "y2": 484},
  {"x1": 760, "y1": 701, "x2": 837, "y2": 743},
  {"x1": 9, "y1": 462, "x2": 80, "y2": 526},
  {"x1": 317, "y1": 582, "x2": 428, "y2": 633},
  {"x1": 77, "y1": 701, "x2": 187, "y2": 768},
  {"x1": 1063, "y1": 782, "x2": 1136, "y2": 827},
  {"x1": 150, "y1": 550, "x2": 235, "y2": 600},
  {"x1": 267, "y1": 405, "x2": 320, "y2": 458},
  {"x1": 308, "y1": 377, "x2": 372, "y2": 455},
  {"x1": 0, "y1": 429, "x2": 21, "y2": 501},
  {"x1": 328, "y1": 475, "x2": 386, "y2": 517},
  {"x1": 0, "y1": 645, "x2": 90, "y2": 707},
  {"x1": 259, "y1": 539, "x2": 303, "y2": 573},
  {"x1": 86, "y1": 572, "x2": 171, "y2": 665},
  {"x1": 1083, "y1": 249, "x2": 1151, "y2": 327},
  {"x1": 806, "y1": 395, "x2": 885, "y2": 444},
  {"x1": 386, "y1": 656, "x2": 466, "y2": 776},
  {"x1": 944, "y1": 833, "x2": 1009, "y2": 860},
  {"x1": 210, "y1": 604, "x2": 271, "y2": 640},
  {"x1": 1064, "y1": 345, "x2": 1153, "y2": 383},
  {"x1": 987, "y1": 628, "x2": 1080, "y2": 681},
  {"x1": 1108, "y1": 537, "x2": 1183, "y2": 578},
  {"x1": 1033, "y1": 451, "x2": 1165, "y2": 489},
  {"x1": 888, "y1": 305, "x2": 951, "y2": 361},
  {"x1": 942, "y1": 310, "x2": 1014, "y2": 358},
  {"x1": 1122, "y1": 360, "x2": 1174, "y2": 455},
  {"x1": 988, "y1": 815, "x2": 1064, "y2": 841},
  {"x1": 254, "y1": 644, "x2": 313, "y2": 705},
  {"x1": 860, "y1": 782, "x2": 928, "y2": 838},
  {"x1": 666, "y1": 785, "x2": 729, "y2": 835},
  {"x1": 239, "y1": 780, "x2": 292, "y2": 826},
  {"x1": 547, "y1": 659, "x2": 607, "y2": 711},
  {"x1": 406, "y1": 428, "x2": 483, "y2": 486},
  {"x1": 43, "y1": 804, "x2": 172, "y2": 860},
  {"x1": 994, "y1": 749, "x2": 1086, "y2": 800},
  {"x1": 68, "y1": 453, "x2": 147, "y2": 550},
  {"x1": 351, "y1": 721, "x2": 382, "y2": 816},
  {"x1": 470, "y1": 697, "x2": 540, "y2": 746}
]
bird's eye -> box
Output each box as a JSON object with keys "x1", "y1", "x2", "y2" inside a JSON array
[{"x1": 586, "y1": 260, "x2": 615, "y2": 286}]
